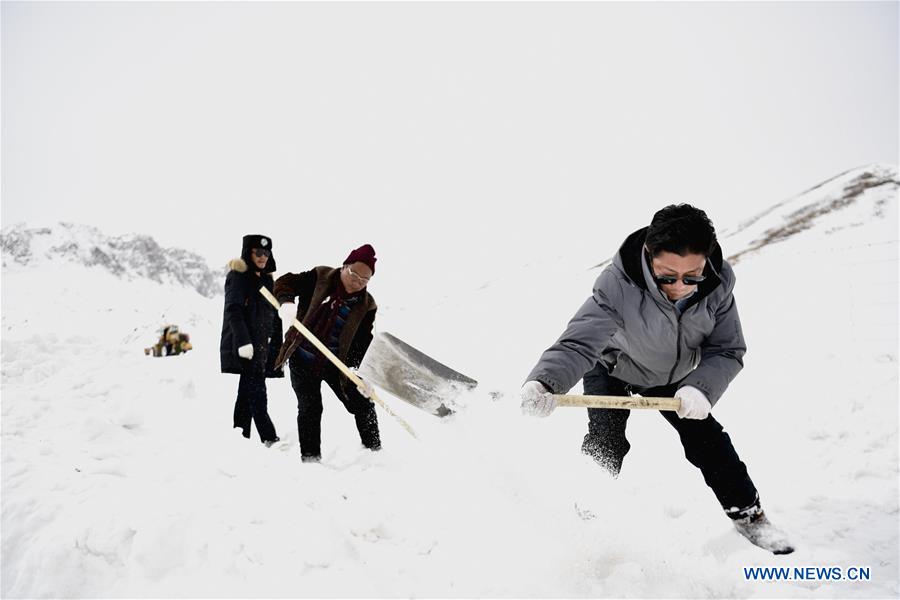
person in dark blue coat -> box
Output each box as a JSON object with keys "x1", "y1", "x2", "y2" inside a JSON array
[{"x1": 220, "y1": 234, "x2": 284, "y2": 446}]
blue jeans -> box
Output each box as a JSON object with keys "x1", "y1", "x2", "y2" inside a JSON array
[{"x1": 582, "y1": 363, "x2": 759, "y2": 517}]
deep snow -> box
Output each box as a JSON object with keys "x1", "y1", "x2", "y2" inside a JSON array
[{"x1": 2, "y1": 166, "x2": 898, "y2": 597}]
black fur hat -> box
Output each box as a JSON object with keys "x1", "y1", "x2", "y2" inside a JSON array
[{"x1": 240, "y1": 234, "x2": 276, "y2": 274}]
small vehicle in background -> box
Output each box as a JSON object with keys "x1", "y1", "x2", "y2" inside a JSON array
[{"x1": 144, "y1": 324, "x2": 193, "y2": 357}]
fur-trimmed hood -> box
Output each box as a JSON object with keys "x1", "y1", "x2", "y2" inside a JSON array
[
  {"x1": 227, "y1": 258, "x2": 249, "y2": 273},
  {"x1": 227, "y1": 258, "x2": 276, "y2": 282}
]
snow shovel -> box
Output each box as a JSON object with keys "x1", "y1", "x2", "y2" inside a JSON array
[
  {"x1": 554, "y1": 394, "x2": 681, "y2": 411},
  {"x1": 357, "y1": 332, "x2": 478, "y2": 418},
  {"x1": 259, "y1": 287, "x2": 418, "y2": 439}
]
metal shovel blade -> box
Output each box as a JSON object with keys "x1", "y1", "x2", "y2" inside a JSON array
[{"x1": 358, "y1": 332, "x2": 478, "y2": 417}]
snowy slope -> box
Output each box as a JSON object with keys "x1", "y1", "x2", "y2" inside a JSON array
[
  {"x1": 0, "y1": 222, "x2": 222, "y2": 299},
  {"x1": 722, "y1": 164, "x2": 898, "y2": 265},
  {"x1": 2, "y1": 166, "x2": 898, "y2": 598}
]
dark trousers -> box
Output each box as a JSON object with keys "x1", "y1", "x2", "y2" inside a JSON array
[
  {"x1": 582, "y1": 363, "x2": 759, "y2": 516},
  {"x1": 289, "y1": 364, "x2": 381, "y2": 459},
  {"x1": 233, "y1": 372, "x2": 278, "y2": 443}
]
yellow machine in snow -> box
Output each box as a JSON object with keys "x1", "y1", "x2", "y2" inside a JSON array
[{"x1": 144, "y1": 324, "x2": 193, "y2": 357}]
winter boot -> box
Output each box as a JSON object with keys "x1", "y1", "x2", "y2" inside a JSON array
[
  {"x1": 263, "y1": 436, "x2": 281, "y2": 448},
  {"x1": 733, "y1": 510, "x2": 795, "y2": 555}
]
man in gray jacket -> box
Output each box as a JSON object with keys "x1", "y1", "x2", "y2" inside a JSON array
[{"x1": 521, "y1": 204, "x2": 793, "y2": 555}]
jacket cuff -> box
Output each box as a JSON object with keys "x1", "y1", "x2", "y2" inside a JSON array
[
  {"x1": 529, "y1": 373, "x2": 565, "y2": 394},
  {"x1": 680, "y1": 377, "x2": 720, "y2": 407}
]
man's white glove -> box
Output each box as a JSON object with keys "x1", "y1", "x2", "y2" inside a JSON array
[
  {"x1": 278, "y1": 302, "x2": 297, "y2": 333},
  {"x1": 675, "y1": 386, "x2": 711, "y2": 419},
  {"x1": 356, "y1": 380, "x2": 373, "y2": 399},
  {"x1": 237, "y1": 343, "x2": 254, "y2": 360},
  {"x1": 520, "y1": 380, "x2": 557, "y2": 417},
  {"x1": 347, "y1": 368, "x2": 373, "y2": 400}
]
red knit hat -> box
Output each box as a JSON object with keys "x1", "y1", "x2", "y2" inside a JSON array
[{"x1": 343, "y1": 244, "x2": 377, "y2": 274}]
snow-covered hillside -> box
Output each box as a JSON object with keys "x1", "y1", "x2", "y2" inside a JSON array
[
  {"x1": 0, "y1": 222, "x2": 222, "y2": 299},
  {"x1": 722, "y1": 164, "x2": 898, "y2": 264},
  {"x1": 2, "y1": 165, "x2": 898, "y2": 598}
]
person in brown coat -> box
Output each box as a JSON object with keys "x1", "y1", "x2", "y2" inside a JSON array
[{"x1": 273, "y1": 244, "x2": 380, "y2": 462}]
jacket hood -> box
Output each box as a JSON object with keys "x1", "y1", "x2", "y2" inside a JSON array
[
  {"x1": 614, "y1": 226, "x2": 724, "y2": 303},
  {"x1": 227, "y1": 258, "x2": 248, "y2": 273}
]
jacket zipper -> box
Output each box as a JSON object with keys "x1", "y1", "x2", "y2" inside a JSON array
[{"x1": 666, "y1": 315, "x2": 683, "y2": 385}]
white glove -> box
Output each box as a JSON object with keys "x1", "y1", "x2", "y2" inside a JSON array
[
  {"x1": 675, "y1": 386, "x2": 711, "y2": 419},
  {"x1": 356, "y1": 380, "x2": 373, "y2": 399},
  {"x1": 346, "y1": 368, "x2": 372, "y2": 400},
  {"x1": 278, "y1": 302, "x2": 297, "y2": 333},
  {"x1": 520, "y1": 380, "x2": 557, "y2": 417},
  {"x1": 237, "y1": 343, "x2": 254, "y2": 360}
]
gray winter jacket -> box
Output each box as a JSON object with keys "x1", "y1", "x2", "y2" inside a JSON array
[{"x1": 526, "y1": 227, "x2": 746, "y2": 406}]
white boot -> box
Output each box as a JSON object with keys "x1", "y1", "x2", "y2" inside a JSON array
[{"x1": 733, "y1": 511, "x2": 795, "y2": 555}]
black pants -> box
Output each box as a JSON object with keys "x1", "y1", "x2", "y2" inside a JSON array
[
  {"x1": 582, "y1": 363, "x2": 759, "y2": 517},
  {"x1": 290, "y1": 364, "x2": 381, "y2": 459},
  {"x1": 233, "y1": 372, "x2": 278, "y2": 443}
]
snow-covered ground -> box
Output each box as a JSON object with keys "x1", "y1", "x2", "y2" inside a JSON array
[{"x1": 2, "y1": 166, "x2": 898, "y2": 597}]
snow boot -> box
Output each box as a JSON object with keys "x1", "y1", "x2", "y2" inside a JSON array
[
  {"x1": 733, "y1": 510, "x2": 795, "y2": 555},
  {"x1": 263, "y1": 436, "x2": 281, "y2": 448}
]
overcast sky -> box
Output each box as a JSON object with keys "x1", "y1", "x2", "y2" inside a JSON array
[{"x1": 2, "y1": 1, "x2": 897, "y2": 286}]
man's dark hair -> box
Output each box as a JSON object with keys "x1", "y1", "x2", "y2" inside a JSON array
[{"x1": 645, "y1": 204, "x2": 717, "y2": 257}]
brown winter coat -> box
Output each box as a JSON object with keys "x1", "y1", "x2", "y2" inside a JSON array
[{"x1": 274, "y1": 266, "x2": 377, "y2": 369}]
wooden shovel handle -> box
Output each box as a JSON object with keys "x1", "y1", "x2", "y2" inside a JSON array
[
  {"x1": 555, "y1": 394, "x2": 681, "y2": 411},
  {"x1": 259, "y1": 287, "x2": 418, "y2": 439}
]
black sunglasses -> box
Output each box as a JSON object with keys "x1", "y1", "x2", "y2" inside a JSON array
[
  {"x1": 252, "y1": 248, "x2": 270, "y2": 258},
  {"x1": 653, "y1": 273, "x2": 706, "y2": 286},
  {"x1": 645, "y1": 248, "x2": 705, "y2": 286}
]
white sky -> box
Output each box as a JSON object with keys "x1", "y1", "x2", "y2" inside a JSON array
[{"x1": 2, "y1": 1, "x2": 897, "y2": 286}]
